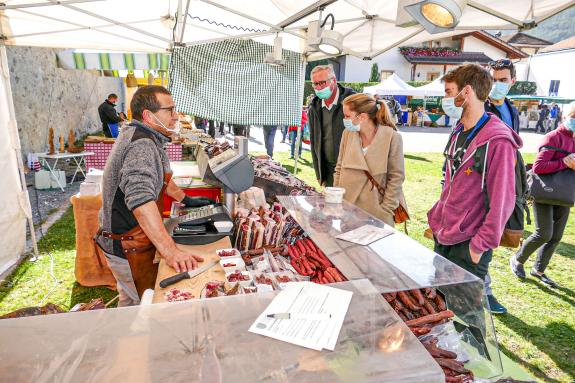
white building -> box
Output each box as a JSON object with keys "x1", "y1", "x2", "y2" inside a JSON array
[
  {"x1": 338, "y1": 31, "x2": 527, "y2": 83},
  {"x1": 525, "y1": 36, "x2": 575, "y2": 98}
]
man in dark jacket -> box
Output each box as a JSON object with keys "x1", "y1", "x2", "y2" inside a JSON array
[
  {"x1": 485, "y1": 60, "x2": 520, "y2": 134},
  {"x1": 98, "y1": 93, "x2": 125, "y2": 138},
  {"x1": 308, "y1": 65, "x2": 355, "y2": 186}
]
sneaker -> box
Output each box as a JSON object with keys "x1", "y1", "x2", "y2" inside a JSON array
[
  {"x1": 509, "y1": 256, "x2": 526, "y2": 279},
  {"x1": 530, "y1": 270, "x2": 559, "y2": 288},
  {"x1": 487, "y1": 295, "x2": 507, "y2": 314}
]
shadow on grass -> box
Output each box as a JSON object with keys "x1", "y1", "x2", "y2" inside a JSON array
[
  {"x1": 522, "y1": 277, "x2": 575, "y2": 305},
  {"x1": 497, "y1": 312, "x2": 575, "y2": 383},
  {"x1": 405, "y1": 154, "x2": 432, "y2": 163},
  {"x1": 70, "y1": 282, "x2": 117, "y2": 309},
  {"x1": 497, "y1": 342, "x2": 562, "y2": 383}
]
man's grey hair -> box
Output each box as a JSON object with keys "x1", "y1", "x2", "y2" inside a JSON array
[{"x1": 310, "y1": 64, "x2": 336, "y2": 79}]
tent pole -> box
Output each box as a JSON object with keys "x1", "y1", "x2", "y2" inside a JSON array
[
  {"x1": 293, "y1": 57, "x2": 307, "y2": 176},
  {"x1": 0, "y1": 42, "x2": 39, "y2": 260}
]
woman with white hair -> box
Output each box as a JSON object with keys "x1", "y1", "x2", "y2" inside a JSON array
[{"x1": 510, "y1": 101, "x2": 575, "y2": 288}]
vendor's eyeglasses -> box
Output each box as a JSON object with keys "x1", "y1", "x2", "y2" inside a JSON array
[
  {"x1": 311, "y1": 79, "x2": 332, "y2": 88},
  {"x1": 157, "y1": 105, "x2": 177, "y2": 114},
  {"x1": 489, "y1": 59, "x2": 513, "y2": 69}
]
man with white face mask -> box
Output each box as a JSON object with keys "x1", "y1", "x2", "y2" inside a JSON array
[
  {"x1": 428, "y1": 64, "x2": 523, "y2": 315},
  {"x1": 484, "y1": 59, "x2": 520, "y2": 134},
  {"x1": 96, "y1": 85, "x2": 213, "y2": 306}
]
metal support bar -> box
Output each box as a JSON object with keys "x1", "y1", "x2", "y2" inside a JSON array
[
  {"x1": 276, "y1": 0, "x2": 337, "y2": 29},
  {"x1": 293, "y1": 57, "x2": 308, "y2": 176},
  {"x1": 0, "y1": 0, "x2": 104, "y2": 10},
  {"x1": 178, "y1": 0, "x2": 192, "y2": 43},
  {"x1": 368, "y1": 26, "x2": 424, "y2": 59},
  {"x1": 45, "y1": 0, "x2": 172, "y2": 43}
]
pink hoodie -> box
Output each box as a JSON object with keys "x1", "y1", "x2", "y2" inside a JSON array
[{"x1": 428, "y1": 113, "x2": 523, "y2": 255}]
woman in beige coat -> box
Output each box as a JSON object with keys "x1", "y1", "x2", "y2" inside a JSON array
[{"x1": 334, "y1": 93, "x2": 406, "y2": 226}]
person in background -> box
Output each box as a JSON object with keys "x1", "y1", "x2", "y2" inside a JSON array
[
  {"x1": 280, "y1": 125, "x2": 288, "y2": 143},
  {"x1": 549, "y1": 103, "x2": 559, "y2": 131},
  {"x1": 428, "y1": 64, "x2": 522, "y2": 315},
  {"x1": 98, "y1": 93, "x2": 126, "y2": 138},
  {"x1": 510, "y1": 101, "x2": 575, "y2": 288},
  {"x1": 289, "y1": 107, "x2": 308, "y2": 159},
  {"x1": 208, "y1": 119, "x2": 216, "y2": 138},
  {"x1": 485, "y1": 59, "x2": 520, "y2": 134},
  {"x1": 536, "y1": 104, "x2": 549, "y2": 133},
  {"x1": 262, "y1": 125, "x2": 277, "y2": 158},
  {"x1": 308, "y1": 64, "x2": 356, "y2": 187},
  {"x1": 555, "y1": 106, "x2": 562, "y2": 130},
  {"x1": 384, "y1": 95, "x2": 404, "y2": 126},
  {"x1": 193, "y1": 116, "x2": 206, "y2": 132},
  {"x1": 335, "y1": 94, "x2": 405, "y2": 226}
]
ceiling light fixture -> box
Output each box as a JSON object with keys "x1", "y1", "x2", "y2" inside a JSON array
[
  {"x1": 306, "y1": 13, "x2": 343, "y2": 56},
  {"x1": 403, "y1": 0, "x2": 467, "y2": 33},
  {"x1": 264, "y1": 34, "x2": 286, "y2": 67}
]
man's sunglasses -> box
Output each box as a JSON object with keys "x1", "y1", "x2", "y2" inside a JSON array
[{"x1": 488, "y1": 59, "x2": 513, "y2": 69}]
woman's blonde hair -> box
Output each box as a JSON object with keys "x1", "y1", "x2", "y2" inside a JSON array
[{"x1": 342, "y1": 93, "x2": 396, "y2": 129}]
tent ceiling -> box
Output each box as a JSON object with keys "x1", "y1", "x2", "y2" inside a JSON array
[{"x1": 1, "y1": 0, "x2": 574, "y2": 59}]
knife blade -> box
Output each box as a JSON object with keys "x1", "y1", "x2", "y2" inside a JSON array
[{"x1": 159, "y1": 260, "x2": 219, "y2": 289}]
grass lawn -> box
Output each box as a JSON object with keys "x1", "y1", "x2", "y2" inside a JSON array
[{"x1": 1, "y1": 150, "x2": 573, "y2": 382}]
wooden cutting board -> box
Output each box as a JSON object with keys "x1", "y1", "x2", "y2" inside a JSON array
[{"x1": 152, "y1": 237, "x2": 231, "y2": 303}]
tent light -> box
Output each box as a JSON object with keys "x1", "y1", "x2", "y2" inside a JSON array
[
  {"x1": 404, "y1": 0, "x2": 467, "y2": 34},
  {"x1": 264, "y1": 35, "x2": 286, "y2": 67},
  {"x1": 306, "y1": 13, "x2": 344, "y2": 56}
]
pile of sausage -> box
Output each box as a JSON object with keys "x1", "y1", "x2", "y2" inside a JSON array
[
  {"x1": 384, "y1": 289, "x2": 474, "y2": 383},
  {"x1": 287, "y1": 239, "x2": 346, "y2": 284}
]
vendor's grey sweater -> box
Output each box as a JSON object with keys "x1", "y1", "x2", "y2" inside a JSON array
[{"x1": 96, "y1": 120, "x2": 171, "y2": 256}]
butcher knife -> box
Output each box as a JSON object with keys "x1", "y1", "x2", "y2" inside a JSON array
[{"x1": 159, "y1": 260, "x2": 219, "y2": 288}]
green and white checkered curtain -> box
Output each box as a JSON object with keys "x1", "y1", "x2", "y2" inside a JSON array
[{"x1": 169, "y1": 40, "x2": 304, "y2": 126}]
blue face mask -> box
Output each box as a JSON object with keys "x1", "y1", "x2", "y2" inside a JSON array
[
  {"x1": 343, "y1": 115, "x2": 361, "y2": 132},
  {"x1": 441, "y1": 89, "x2": 466, "y2": 120},
  {"x1": 565, "y1": 117, "x2": 575, "y2": 132},
  {"x1": 489, "y1": 81, "x2": 511, "y2": 100},
  {"x1": 315, "y1": 85, "x2": 333, "y2": 100}
]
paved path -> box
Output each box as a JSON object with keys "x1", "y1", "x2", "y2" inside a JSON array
[{"x1": 235, "y1": 125, "x2": 544, "y2": 155}]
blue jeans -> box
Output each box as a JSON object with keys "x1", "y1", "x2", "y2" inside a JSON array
[
  {"x1": 263, "y1": 125, "x2": 277, "y2": 158},
  {"x1": 290, "y1": 130, "x2": 302, "y2": 158}
]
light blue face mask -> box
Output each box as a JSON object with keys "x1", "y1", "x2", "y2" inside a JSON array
[
  {"x1": 441, "y1": 89, "x2": 466, "y2": 120},
  {"x1": 343, "y1": 115, "x2": 361, "y2": 132},
  {"x1": 489, "y1": 81, "x2": 511, "y2": 100},
  {"x1": 565, "y1": 117, "x2": 575, "y2": 132},
  {"x1": 315, "y1": 85, "x2": 333, "y2": 100}
]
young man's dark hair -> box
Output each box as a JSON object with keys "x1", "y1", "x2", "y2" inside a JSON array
[
  {"x1": 107, "y1": 93, "x2": 119, "y2": 100},
  {"x1": 489, "y1": 59, "x2": 516, "y2": 79},
  {"x1": 442, "y1": 64, "x2": 493, "y2": 101},
  {"x1": 130, "y1": 85, "x2": 172, "y2": 121}
]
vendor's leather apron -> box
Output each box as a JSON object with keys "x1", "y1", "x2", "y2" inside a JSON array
[{"x1": 98, "y1": 172, "x2": 172, "y2": 297}]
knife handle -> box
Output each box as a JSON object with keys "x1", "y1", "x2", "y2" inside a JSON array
[{"x1": 160, "y1": 272, "x2": 189, "y2": 288}]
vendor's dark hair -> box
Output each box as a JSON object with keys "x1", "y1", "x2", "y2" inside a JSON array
[
  {"x1": 107, "y1": 93, "x2": 118, "y2": 99},
  {"x1": 131, "y1": 85, "x2": 172, "y2": 121},
  {"x1": 343, "y1": 93, "x2": 396, "y2": 129}
]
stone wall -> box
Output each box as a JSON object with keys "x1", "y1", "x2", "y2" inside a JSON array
[{"x1": 6, "y1": 46, "x2": 124, "y2": 155}]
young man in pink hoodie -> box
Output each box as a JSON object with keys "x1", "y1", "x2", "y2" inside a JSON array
[{"x1": 428, "y1": 64, "x2": 523, "y2": 314}]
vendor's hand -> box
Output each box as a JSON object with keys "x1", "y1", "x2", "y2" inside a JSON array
[
  {"x1": 563, "y1": 154, "x2": 575, "y2": 170},
  {"x1": 165, "y1": 247, "x2": 204, "y2": 273},
  {"x1": 182, "y1": 196, "x2": 216, "y2": 207},
  {"x1": 468, "y1": 245, "x2": 482, "y2": 264}
]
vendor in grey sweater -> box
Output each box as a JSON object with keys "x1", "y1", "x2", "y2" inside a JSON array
[{"x1": 96, "y1": 85, "x2": 213, "y2": 306}]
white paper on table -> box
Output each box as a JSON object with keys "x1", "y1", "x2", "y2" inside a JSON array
[
  {"x1": 336, "y1": 224, "x2": 395, "y2": 246},
  {"x1": 248, "y1": 282, "x2": 353, "y2": 351}
]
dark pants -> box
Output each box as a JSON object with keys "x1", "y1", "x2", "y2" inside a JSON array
[
  {"x1": 281, "y1": 126, "x2": 288, "y2": 142},
  {"x1": 515, "y1": 202, "x2": 570, "y2": 273},
  {"x1": 208, "y1": 120, "x2": 215, "y2": 138},
  {"x1": 263, "y1": 126, "x2": 277, "y2": 158},
  {"x1": 535, "y1": 119, "x2": 546, "y2": 132},
  {"x1": 103, "y1": 124, "x2": 113, "y2": 138},
  {"x1": 233, "y1": 125, "x2": 247, "y2": 136},
  {"x1": 322, "y1": 162, "x2": 336, "y2": 187},
  {"x1": 434, "y1": 239, "x2": 493, "y2": 280},
  {"x1": 290, "y1": 130, "x2": 302, "y2": 158},
  {"x1": 219, "y1": 122, "x2": 225, "y2": 135}
]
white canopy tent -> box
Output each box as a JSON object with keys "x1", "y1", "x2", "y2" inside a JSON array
[
  {"x1": 411, "y1": 77, "x2": 446, "y2": 97},
  {"x1": 0, "y1": 0, "x2": 574, "y2": 272},
  {"x1": 363, "y1": 73, "x2": 416, "y2": 95}
]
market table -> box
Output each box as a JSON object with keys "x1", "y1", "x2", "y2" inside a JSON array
[
  {"x1": 35, "y1": 151, "x2": 94, "y2": 192},
  {"x1": 0, "y1": 279, "x2": 445, "y2": 383},
  {"x1": 152, "y1": 237, "x2": 231, "y2": 303}
]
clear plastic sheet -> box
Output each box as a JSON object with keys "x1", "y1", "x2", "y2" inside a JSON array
[
  {"x1": 278, "y1": 196, "x2": 503, "y2": 379},
  {"x1": 0, "y1": 279, "x2": 444, "y2": 383}
]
